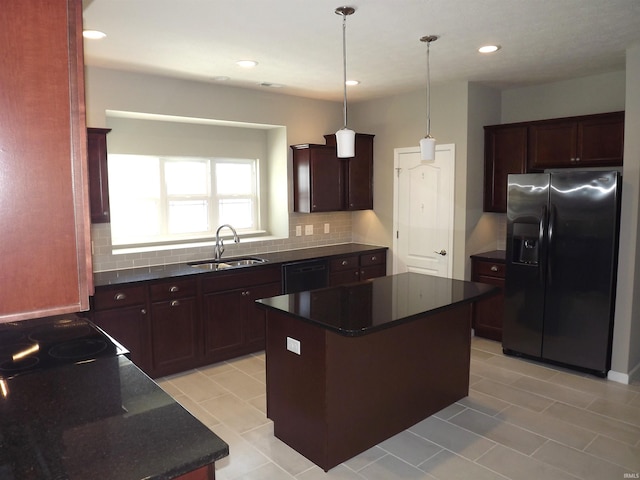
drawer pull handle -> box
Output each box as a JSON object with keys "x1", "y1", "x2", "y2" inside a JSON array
[
  {"x1": 170, "y1": 300, "x2": 180, "y2": 307},
  {"x1": 114, "y1": 293, "x2": 127, "y2": 301},
  {"x1": 490, "y1": 265, "x2": 499, "y2": 272},
  {"x1": 170, "y1": 286, "x2": 180, "y2": 292}
]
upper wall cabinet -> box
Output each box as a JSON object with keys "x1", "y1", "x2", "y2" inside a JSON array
[
  {"x1": 483, "y1": 125, "x2": 528, "y2": 212},
  {"x1": 87, "y1": 128, "x2": 112, "y2": 223},
  {"x1": 528, "y1": 112, "x2": 624, "y2": 170},
  {"x1": 484, "y1": 111, "x2": 624, "y2": 213},
  {"x1": 291, "y1": 133, "x2": 374, "y2": 213},
  {"x1": 0, "y1": 0, "x2": 92, "y2": 321}
]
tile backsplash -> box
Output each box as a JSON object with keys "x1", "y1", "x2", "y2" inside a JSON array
[{"x1": 91, "y1": 211, "x2": 353, "y2": 272}]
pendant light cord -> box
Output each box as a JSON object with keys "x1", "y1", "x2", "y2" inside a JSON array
[
  {"x1": 341, "y1": 12, "x2": 348, "y2": 130},
  {"x1": 426, "y1": 40, "x2": 431, "y2": 137}
]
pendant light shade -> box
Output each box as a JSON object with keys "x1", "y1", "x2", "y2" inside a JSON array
[
  {"x1": 335, "y1": 6, "x2": 356, "y2": 158},
  {"x1": 420, "y1": 35, "x2": 438, "y2": 162}
]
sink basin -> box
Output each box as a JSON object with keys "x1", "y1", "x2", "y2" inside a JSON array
[{"x1": 188, "y1": 257, "x2": 267, "y2": 270}]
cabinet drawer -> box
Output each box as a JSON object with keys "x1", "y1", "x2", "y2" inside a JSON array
[
  {"x1": 473, "y1": 260, "x2": 505, "y2": 278},
  {"x1": 330, "y1": 256, "x2": 358, "y2": 272},
  {"x1": 150, "y1": 278, "x2": 198, "y2": 301},
  {"x1": 93, "y1": 285, "x2": 148, "y2": 310},
  {"x1": 202, "y1": 265, "x2": 282, "y2": 293},
  {"x1": 360, "y1": 251, "x2": 385, "y2": 267}
]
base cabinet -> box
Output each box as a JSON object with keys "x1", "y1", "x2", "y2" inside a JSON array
[
  {"x1": 91, "y1": 284, "x2": 151, "y2": 373},
  {"x1": 149, "y1": 278, "x2": 200, "y2": 377},
  {"x1": 329, "y1": 250, "x2": 386, "y2": 286},
  {"x1": 470, "y1": 253, "x2": 505, "y2": 341},
  {"x1": 202, "y1": 266, "x2": 282, "y2": 364}
]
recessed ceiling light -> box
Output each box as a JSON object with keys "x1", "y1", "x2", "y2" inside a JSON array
[
  {"x1": 236, "y1": 60, "x2": 258, "y2": 68},
  {"x1": 346, "y1": 80, "x2": 360, "y2": 86},
  {"x1": 478, "y1": 45, "x2": 500, "y2": 54},
  {"x1": 83, "y1": 30, "x2": 107, "y2": 40}
]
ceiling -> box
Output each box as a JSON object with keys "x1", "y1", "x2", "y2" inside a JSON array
[{"x1": 82, "y1": 0, "x2": 640, "y2": 103}]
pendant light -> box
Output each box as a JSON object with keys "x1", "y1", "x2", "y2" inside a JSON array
[
  {"x1": 335, "y1": 6, "x2": 356, "y2": 158},
  {"x1": 420, "y1": 35, "x2": 438, "y2": 162}
]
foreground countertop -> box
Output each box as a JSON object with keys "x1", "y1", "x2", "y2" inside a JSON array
[
  {"x1": 257, "y1": 272, "x2": 498, "y2": 336},
  {"x1": 94, "y1": 243, "x2": 387, "y2": 287},
  {"x1": 0, "y1": 355, "x2": 229, "y2": 479}
]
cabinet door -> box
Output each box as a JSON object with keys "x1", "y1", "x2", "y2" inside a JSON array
[
  {"x1": 577, "y1": 112, "x2": 624, "y2": 166},
  {"x1": 345, "y1": 134, "x2": 374, "y2": 210},
  {"x1": 483, "y1": 125, "x2": 527, "y2": 212},
  {"x1": 292, "y1": 145, "x2": 342, "y2": 212},
  {"x1": 245, "y1": 282, "x2": 282, "y2": 350},
  {"x1": 87, "y1": 128, "x2": 111, "y2": 223},
  {"x1": 0, "y1": 0, "x2": 92, "y2": 321},
  {"x1": 203, "y1": 289, "x2": 246, "y2": 361},
  {"x1": 150, "y1": 296, "x2": 199, "y2": 376},
  {"x1": 93, "y1": 306, "x2": 151, "y2": 373},
  {"x1": 471, "y1": 259, "x2": 505, "y2": 341},
  {"x1": 528, "y1": 120, "x2": 578, "y2": 170},
  {"x1": 329, "y1": 256, "x2": 360, "y2": 286}
]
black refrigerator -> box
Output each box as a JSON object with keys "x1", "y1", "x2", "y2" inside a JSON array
[{"x1": 503, "y1": 170, "x2": 621, "y2": 376}]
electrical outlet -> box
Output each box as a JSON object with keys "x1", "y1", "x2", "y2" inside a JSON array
[
  {"x1": 305, "y1": 224, "x2": 313, "y2": 235},
  {"x1": 324, "y1": 223, "x2": 330, "y2": 234},
  {"x1": 286, "y1": 337, "x2": 301, "y2": 355},
  {"x1": 295, "y1": 225, "x2": 302, "y2": 236}
]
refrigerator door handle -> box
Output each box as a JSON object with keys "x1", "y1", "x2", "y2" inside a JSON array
[
  {"x1": 539, "y1": 205, "x2": 547, "y2": 285},
  {"x1": 547, "y1": 204, "x2": 556, "y2": 286}
]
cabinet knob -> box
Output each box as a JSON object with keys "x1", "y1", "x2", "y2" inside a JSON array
[
  {"x1": 576, "y1": 157, "x2": 580, "y2": 162},
  {"x1": 371, "y1": 256, "x2": 377, "y2": 261},
  {"x1": 141, "y1": 309, "x2": 147, "y2": 315},
  {"x1": 114, "y1": 293, "x2": 127, "y2": 301},
  {"x1": 170, "y1": 300, "x2": 180, "y2": 307},
  {"x1": 170, "y1": 286, "x2": 180, "y2": 292},
  {"x1": 242, "y1": 290, "x2": 250, "y2": 296},
  {"x1": 341, "y1": 260, "x2": 348, "y2": 266},
  {"x1": 490, "y1": 265, "x2": 499, "y2": 272}
]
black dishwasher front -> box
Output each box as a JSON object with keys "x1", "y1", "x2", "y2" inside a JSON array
[{"x1": 282, "y1": 259, "x2": 328, "y2": 294}]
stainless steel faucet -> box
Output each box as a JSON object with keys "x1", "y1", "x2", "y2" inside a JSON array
[{"x1": 213, "y1": 224, "x2": 240, "y2": 260}]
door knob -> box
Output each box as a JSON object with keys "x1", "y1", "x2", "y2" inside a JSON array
[{"x1": 434, "y1": 249, "x2": 447, "y2": 256}]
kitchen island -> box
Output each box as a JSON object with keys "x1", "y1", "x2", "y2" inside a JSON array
[{"x1": 257, "y1": 272, "x2": 497, "y2": 471}]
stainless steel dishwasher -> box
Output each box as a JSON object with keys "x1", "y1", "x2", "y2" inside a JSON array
[{"x1": 282, "y1": 259, "x2": 328, "y2": 294}]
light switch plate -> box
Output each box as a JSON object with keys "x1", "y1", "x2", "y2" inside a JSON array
[
  {"x1": 324, "y1": 223, "x2": 330, "y2": 234},
  {"x1": 305, "y1": 225, "x2": 313, "y2": 235},
  {"x1": 286, "y1": 336, "x2": 301, "y2": 355},
  {"x1": 295, "y1": 225, "x2": 302, "y2": 236}
]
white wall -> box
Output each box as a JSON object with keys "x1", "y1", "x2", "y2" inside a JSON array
[{"x1": 612, "y1": 45, "x2": 640, "y2": 381}]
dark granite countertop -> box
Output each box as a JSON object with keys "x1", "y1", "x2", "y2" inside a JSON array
[
  {"x1": 470, "y1": 249, "x2": 506, "y2": 262},
  {"x1": 94, "y1": 243, "x2": 388, "y2": 287},
  {"x1": 0, "y1": 355, "x2": 229, "y2": 479},
  {"x1": 256, "y1": 272, "x2": 498, "y2": 336}
]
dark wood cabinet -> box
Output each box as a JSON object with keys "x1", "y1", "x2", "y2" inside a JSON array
[
  {"x1": 91, "y1": 284, "x2": 151, "y2": 372},
  {"x1": 202, "y1": 266, "x2": 282, "y2": 363},
  {"x1": 483, "y1": 125, "x2": 527, "y2": 212},
  {"x1": 292, "y1": 133, "x2": 374, "y2": 213},
  {"x1": 470, "y1": 253, "x2": 505, "y2": 341},
  {"x1": 329, "y1": 250, "x2": 386, "y2": 286},
  {"x1": 149, "y1": 278, "x2": 200, "y2": 377},
  {"x1": 87, "y1": 127, "x2": 111, "y2": 223},
  {"x1": 324, "y1": 133, "x2": 375, "y2": 210},
  {"x1": 292, "y1": 144, "x2": 343, "y2": 212},
  {"x1": 484, "y1": 112, "x2": 624, "y2": 213},
  {"x1": 1, "y1": 0, "x2": 92, "y2": 321},
  {"x1": 528, "y1": 112, "x2": 624, "y2": 170}
]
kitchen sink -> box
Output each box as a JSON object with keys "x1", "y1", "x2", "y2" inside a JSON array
[{"x1": 188, "y1": 257, "x2": 268, "y2": 270}]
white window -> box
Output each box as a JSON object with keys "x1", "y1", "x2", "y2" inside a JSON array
[{"x1": 108, "y1": 154, "x2": 259, "y2": 246}]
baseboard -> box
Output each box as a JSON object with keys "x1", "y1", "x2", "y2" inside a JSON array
[{"x1": 608, "y1": 359, "x2": 640, "y2": 384}]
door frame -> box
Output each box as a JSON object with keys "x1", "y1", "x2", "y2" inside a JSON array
[{"x1": 392, "y1": 144, "x2": 455, "y2": 276}]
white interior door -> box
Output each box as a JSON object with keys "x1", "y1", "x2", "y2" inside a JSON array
[{"x1": 392, "y1": 145, "x2": 455, "y2": 277}]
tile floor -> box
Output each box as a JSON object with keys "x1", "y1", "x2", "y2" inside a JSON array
[{"x1": 156, "y1": 337, "x2": 640, "y2": 480}]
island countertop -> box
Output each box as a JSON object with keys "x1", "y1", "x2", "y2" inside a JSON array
[
  {"x1": 0, "y1": 354, "x2": 229, "y2": 479},
  {"x1": 256, "y1": 272, "x2": 498, "y2": 336}
]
